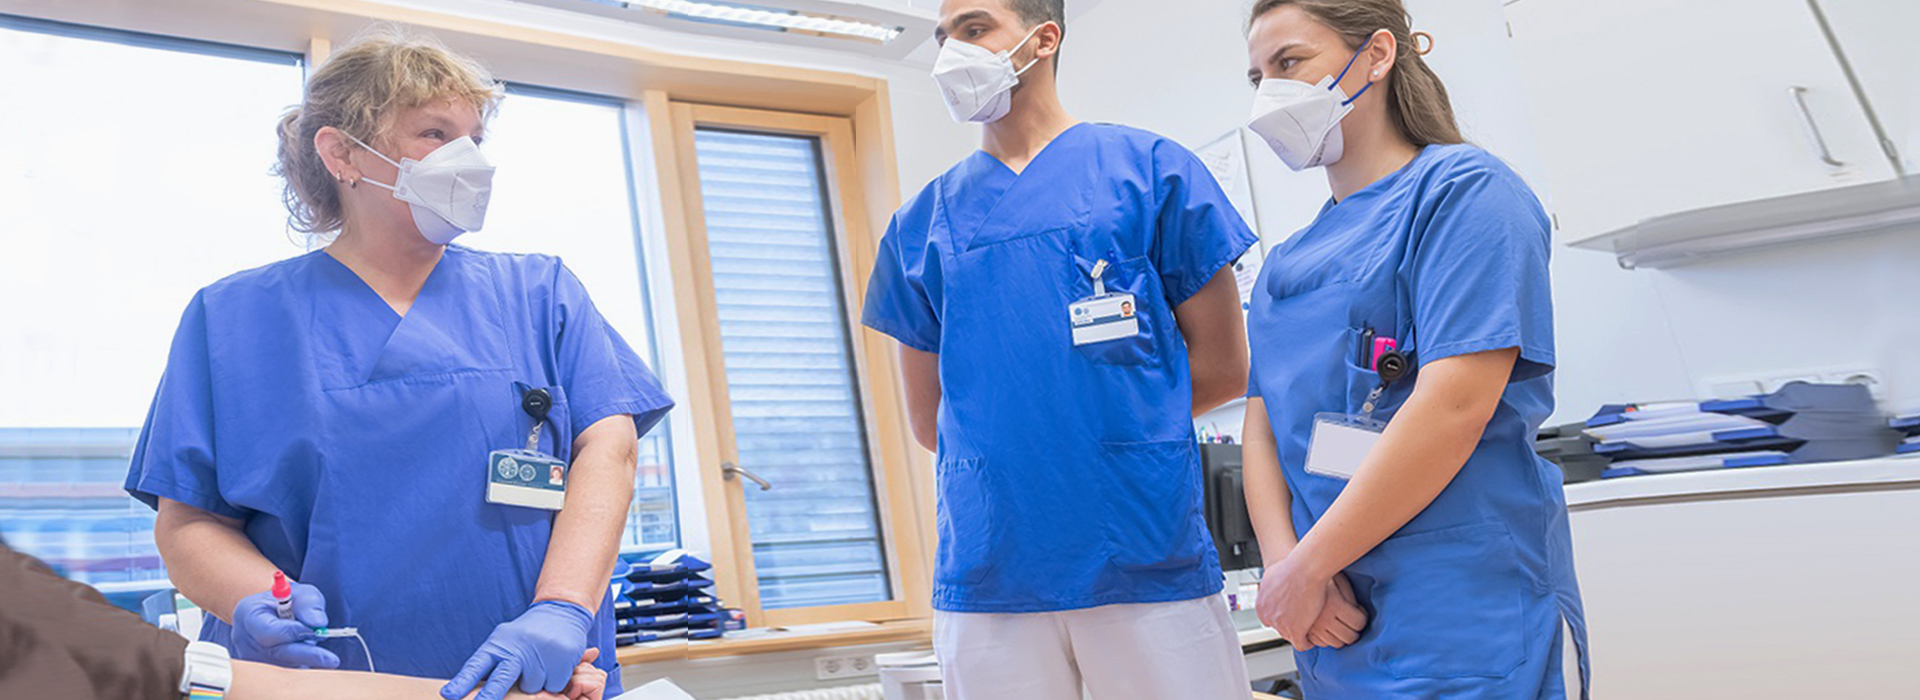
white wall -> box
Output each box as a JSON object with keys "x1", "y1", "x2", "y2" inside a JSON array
[{"x1": 1037, "y1": 0, "x2": 1916, "y2": 424}]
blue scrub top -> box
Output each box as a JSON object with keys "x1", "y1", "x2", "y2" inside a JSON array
[
  {"x1": 862, "y1": 123, "x2": 1258, "y2": 613},
  {"x1": 125, "y1": 246, "x2": 674, "y2": 687},
  {"x1": 1247, "y1": 144, "x2": 1588, "y2": 698}
]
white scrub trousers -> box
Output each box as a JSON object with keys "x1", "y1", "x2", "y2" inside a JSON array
[{"x1": 933, "y1": 594, "x2": 1250, "y2": 700}]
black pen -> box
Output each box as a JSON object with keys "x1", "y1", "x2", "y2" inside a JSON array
[{"x1": 1358, "y1": 326, "x2": 1375, "y2": 368}]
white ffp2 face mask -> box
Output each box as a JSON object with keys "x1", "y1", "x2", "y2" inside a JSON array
[
  {"x1": 931, "y1": 23, "x2": 1049, "y2": 124},
  {"x1": 1246, "y1": 35, "x2": 1378, "y2": 171},
  {"x1": 344, "y1": 132, "x2": 495, "y2": 245}
]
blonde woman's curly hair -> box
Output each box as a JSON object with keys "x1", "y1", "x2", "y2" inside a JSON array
[{"x1": 273, "y1": 25, "x2": 503, "y2": 234}]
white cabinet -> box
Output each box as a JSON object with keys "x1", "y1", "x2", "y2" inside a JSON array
[
  {"x1": 1565, "y1": 461, "x2": 1920, "y2": 698},
  {"x1": 1507, "y1": 0, "x2": 1899, "y2": 247},
  {"x1": 1812, "y1": 0, "x2": 1918, "y2": 174}
]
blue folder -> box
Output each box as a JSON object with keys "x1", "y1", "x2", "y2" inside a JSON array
[
  {"x1": 1588, "y1": 383, "x2": 1898, "y2": 467},
  {"x1": 1600, "y1": 451, "x2": 1790, "y2": 479}
]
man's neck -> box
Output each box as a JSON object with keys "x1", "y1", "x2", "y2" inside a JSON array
[{"x1": 981, "y1": 79, "x2": 1077, "y2": 175}]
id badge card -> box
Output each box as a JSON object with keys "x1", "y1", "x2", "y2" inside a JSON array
[
  {"x1": 1069, "y1": 292, "x2": 1140, "y2": 346},
  {"x1": 487, "y1": 449, "x2": 568, "y2": 510},
  {"x1": 1305, "y1": 412, "x2": 1386, "y2": 481}
]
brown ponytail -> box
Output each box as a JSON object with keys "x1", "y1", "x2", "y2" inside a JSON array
[{"x1": 1249, "y1": 0, "x2": 1464, "y2": 147}]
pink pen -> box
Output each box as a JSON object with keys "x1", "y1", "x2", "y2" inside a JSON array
[
  {"x1": 271, "y1": 570, "x2": 293, "y2": 620},
  {"x1": 1371, "y1": 337, "x2": 1398, "y2": 372}
]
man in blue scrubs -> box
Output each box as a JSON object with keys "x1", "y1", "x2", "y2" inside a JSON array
[{"x1": 862, "y1": 1, "x2": 1259, "y2": 697}]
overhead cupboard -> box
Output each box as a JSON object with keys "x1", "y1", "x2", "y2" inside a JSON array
[{"x1": 1505, "y1": 0, "x2": 1916, "y2": 267}]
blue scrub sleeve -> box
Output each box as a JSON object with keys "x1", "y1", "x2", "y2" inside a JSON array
[
  {"x1": 124, "y1": 291, "x2": 246, "y2": 519},
  {"x1": 859, "y1": 220, "x2": 941, "y2": 353},
  {"x1": 1152, "y1": 140, "x2": 1259, "y2": 308},
  {"x1": 550, "y1": 263, "x2": 675, "y2": 439},
  {"x1": 1407, "y1": 167, "x2": 1556, "y2": 383}
]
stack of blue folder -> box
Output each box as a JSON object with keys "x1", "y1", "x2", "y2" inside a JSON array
[
  {"x1": 1584, "y1": 382, "x2": 1899, "y2": 479},
  {"x1": 610, "y1": 551, "x2": 737, "y2": 646},
  {"x1": 1893, "y1": 409, "x2": 1920, "y2": 456}
]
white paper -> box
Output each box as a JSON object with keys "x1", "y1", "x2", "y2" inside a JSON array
[
  {"x1": 612, "y1": 679, "x2": 698, "y2": 700},
  {"x1": 1583, "y1": 413, "x2": 1769, "y2": 441},
  {"x1": 780, "y1": 620, "x2": 880, "y2": 635}
]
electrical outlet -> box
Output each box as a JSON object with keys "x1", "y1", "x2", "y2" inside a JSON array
[
  {"x1": 1825, "y1": 367, "x2": 1885, "y2": 398},
  {"x1": 1700, "y1": 367, "x2": 1886, "y2": 401},
  {"x1": 815, "y1": 654, "x2": 878, "y2": 680},
  {"x1": 1763, "y1": 374, "x2": 1824, "y2": 393}
]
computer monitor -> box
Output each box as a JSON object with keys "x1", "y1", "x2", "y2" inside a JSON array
[{"x1": 1200, "y1": 444, "x2": 1262, "y2": 572}]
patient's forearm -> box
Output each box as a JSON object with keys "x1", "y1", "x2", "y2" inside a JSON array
[
  {"x1": 227, "y1": 662, "x2": 559, "y2": 700},
  {"x1": 229, "y1": 662, "x2": 438, "y2": 700}
]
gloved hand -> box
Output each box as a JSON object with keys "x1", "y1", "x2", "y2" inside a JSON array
[
  {"x1": 442, "y1": 600, "x2": 595, "y2": 700},
  {"x1": 230, "y1": 582, "x2": 339, "y2": 669}
]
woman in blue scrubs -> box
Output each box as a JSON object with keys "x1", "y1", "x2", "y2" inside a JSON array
[
  {"x1": 123, "y1": 30, "x2": 671, "y2": 700},
  {"x1": 1237, "y1": 2, "x2": 1588, "y2": 698}
]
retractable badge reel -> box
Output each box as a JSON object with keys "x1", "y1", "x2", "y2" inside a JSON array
[
  {"x1": 1068, "y1": 259, "x2": 1140, "y2": 346},
  {"x1": 485, "y1": 387, "x2": 568, "y2": 510},
  {"x1": 1306, "y1": 333, "x2": 1411, "y2": 481}
]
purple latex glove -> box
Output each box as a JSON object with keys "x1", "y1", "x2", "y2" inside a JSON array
[
  {"x1": 231, "y1": 582, "x2": 339, "y2": 669},
  {"x1": 441, "y1": 600, "x2": 595, "y2": 700}
]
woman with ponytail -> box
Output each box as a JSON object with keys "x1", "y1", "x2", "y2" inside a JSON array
[{"x1": 1236, "y1": 1, "x2": 1589, "y2": 698}]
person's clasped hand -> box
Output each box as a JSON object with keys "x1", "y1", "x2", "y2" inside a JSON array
[
  {"x1": 1257, "y1": 558, "x2": 1368, "y2": 652},
  {"x1": 231, "y1": 582, "x2": 339, "y2": 668},
  {"x1": 442, "y1": 600, "x2": 595, "y2": 700}
]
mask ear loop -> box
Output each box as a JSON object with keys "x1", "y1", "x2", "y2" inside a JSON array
[
  {"x1": 1007, "y1": 22, "x2": 1054, "y2": 78},
  {"x1": 1332, "y1": 31, "x2": 1383, "y2": 106},
  {"x1": 337, "y1": 130, "x2": 402, "y2": 192}
]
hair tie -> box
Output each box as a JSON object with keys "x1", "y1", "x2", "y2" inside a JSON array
[{"x1": 1411, "y1": 30, "x2": 1434, "y2": 56}]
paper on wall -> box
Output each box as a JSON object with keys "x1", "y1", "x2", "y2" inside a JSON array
[{"x1": 1194, "y1": 130, "x2": 1267, "y2": 311}]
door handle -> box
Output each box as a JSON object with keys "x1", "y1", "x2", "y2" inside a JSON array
[
  {"x1": 722, "y1": 461, "x2": 772, "y2": 491},
  {"x1": 1787, "y1": 86, "x2": 1845, "y2": 168}
]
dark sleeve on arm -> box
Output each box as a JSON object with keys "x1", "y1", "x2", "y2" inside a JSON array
[
  {"x1": 1152, "y1": 139, "x2": 1259, "y2": 308},
  {"x1": 860, "y1": 217, "x2": 941, "y2": 353},
  {"x1": 1407, "y1": 165, "x2": 1556, "y2": 383},
  {"x1": 0, "y1": 543, "x2": 187, "y2": 699},
  {"x1": 551, "y1": 263, "x2": 676, "y2": 439},
  {"x1": 123, "y1": 291, "x2": 246, "y2": 519}
]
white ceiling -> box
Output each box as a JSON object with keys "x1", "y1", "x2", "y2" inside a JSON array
[
  {"x1": 901, "y1": 0, "x2": 1110, "y2": 64},
  {"x1": 506, "y1": 0, "x2": 1110, "y2": 67}
]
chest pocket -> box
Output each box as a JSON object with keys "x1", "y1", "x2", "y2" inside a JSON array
[
  {"x1": 484, "y1": 382, "x2": 576, "y2": 464},
  {"x1": 1068, "y1": 253, "x2": 1160, "y2": 366}
]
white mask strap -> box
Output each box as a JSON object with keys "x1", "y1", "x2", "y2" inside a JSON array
[
  {"x1": 339, "y1": 129, "x2": 401, "y2": 191},
  {"x1": 1008, "y1": 23, "x2": 1050, "y2": 77}
]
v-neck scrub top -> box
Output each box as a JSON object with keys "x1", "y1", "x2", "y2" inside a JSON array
[
  {"x1": 862, "y1": 123, "x2": 1259, "y2": 613},
  {"x1": 125, "y1": 246, "x2": 674, "y2": 685},
  {"x1": 1246, "y1": 144, "x2": 1589, "y2": 698}
]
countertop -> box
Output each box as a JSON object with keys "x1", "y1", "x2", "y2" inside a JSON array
[{"x1": 1563, "y1": 455, "x2": 1920, "y2": 510}]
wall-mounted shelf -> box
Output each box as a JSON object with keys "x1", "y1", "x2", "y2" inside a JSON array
[{"x1": 1573, "y1": 176, "x2": 1920, "y2": 269}]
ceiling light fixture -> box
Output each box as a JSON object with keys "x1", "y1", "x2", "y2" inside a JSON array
[{"x1": 630, "y1": 0, "x2": 904, "y2": 43}]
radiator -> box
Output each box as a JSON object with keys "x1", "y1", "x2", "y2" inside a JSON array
[{"x1": 718, "y1": 683, "x2": 885, "y2": 700}]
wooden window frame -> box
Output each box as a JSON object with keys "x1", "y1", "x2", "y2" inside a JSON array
[
  {"x1": 649, "y1": 100, "x2": 931, "y2": 627},
  {"x1": 14, "y1": 0, "x2": 938, "y2": 631}
]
